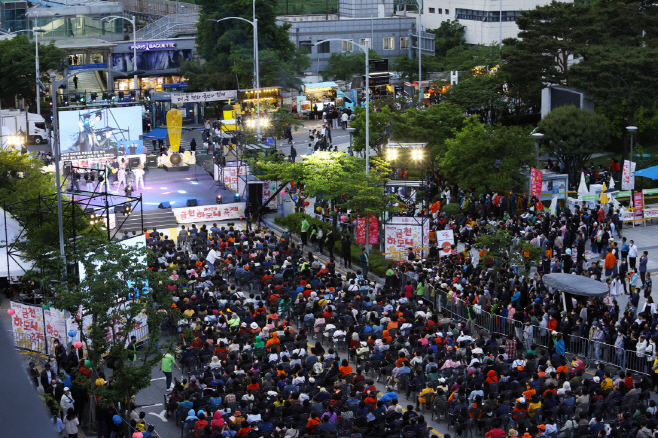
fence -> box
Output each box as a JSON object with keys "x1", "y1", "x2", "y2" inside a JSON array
[
  {"x1": 433, "y1": 287, "x2": 652, "y2": 376},
  {"x1": 116, "y1": 0, "x2": 200, "y2": 15}
]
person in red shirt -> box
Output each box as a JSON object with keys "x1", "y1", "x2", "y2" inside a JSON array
[
  {"x1": 484, "y1": 419, "x2": 506, "y2": 438},
  {"x1": 237, "y1": 421, "x2": 252, "y2": 436},
  {"x1": 247, "y1": 377, "x2": 260, "y2": 391},
  {"x1": 194, "y1": 413, "x2": 209, "y2": 430}
]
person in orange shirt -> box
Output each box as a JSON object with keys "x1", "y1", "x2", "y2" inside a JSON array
[
  {"x1": 604, "y1": 248, "x2": 617, "y2": 279},
  {"x1": 396, "y1": 352, "x2": 409, "y2": 367},
  {"x1": 266, "y1": 332, "x2": 280, "y2": 349},
  {"x1": 306, "y1": 413, "x2": 321, "y2": 432},
  {"x1": 338, "y1": 359, "x2": 353, "y2": 376},
  {"x1": 522, "y1": 383, "x2": 536, "y2": 399}
]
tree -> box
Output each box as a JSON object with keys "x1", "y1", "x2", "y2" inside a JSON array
[
  {"x1": 321, "y1": 49, "x2": 380, "y2": 83},
  {"x1": 445, "y1": 73, "x2": 508, "y2": 124},
  {"x1": 349, "y1": 105, "x2": 398, "y2": 154},
  {"x1": 250, "y1": 152, "x2": 396, "y2": 231},
  {"x1": 570, "y1": 44, "x2": 658, "y2": 162},
  {"x1": 537, "y1": 105, "x2": 610, "y2": 185},
  {"x1": 474, "y1": 228, "x2": 541, "y2": 288},
  {"x1": 439, "y1": 44, "x2": 500, "y2": 72},
  {"x1": 391, "y1": 54, "x2": 440, "y2": 83},
  {"x1": 428, "y1": 19, "x2": 466, "y2": 58},
  {"x1": 181, "y1": 0, "x2": 309, "y2": 90},
  {"x1": 441, "y1": 117, "x2": 535, "y2": 194},
  {"x1": 269, "y1": 107, "x2": 303, "y2": 140},
  {"x1": 0, "y1": 35, "x2": 65, "y2": 111},
  {"x1": 31, "y1": 236, "x2": 173, "y2": 433}
]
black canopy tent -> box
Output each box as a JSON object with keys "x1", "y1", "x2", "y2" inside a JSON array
[{"x1": 543, "y1": 273, "x2": 609, "y2": 311}]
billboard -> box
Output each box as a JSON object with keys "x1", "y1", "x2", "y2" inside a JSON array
[
  {"x1": 58, "y1": 106, "x2": 144, "y2": 160},
  {"x1": 111, "y1": 49, "x2": 192, "y2": 72}
]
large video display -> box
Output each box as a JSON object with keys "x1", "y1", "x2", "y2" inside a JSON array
[
  {"x1": 58, "y1": 106, "x2": 144, "y2": 159},
  {"x1": 111, "y1": 50, "x2": 192, "y2": 72}
]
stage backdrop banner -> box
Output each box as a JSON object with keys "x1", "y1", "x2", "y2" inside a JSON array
[
  {"x1": 356, "y1": 215, "x2": 379, "y2": 244},
  {"x1": 173, "y1": 202, "x2": 246, "y2": 223},
  {"x1": 10, "y1": 301, "x2": 46, "y2": 353}
]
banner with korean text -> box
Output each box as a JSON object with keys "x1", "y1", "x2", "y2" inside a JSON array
[
  {"x1": 172, "y1": 202, "x2": 246, "y2": 223},
  {"x1": 10, "y1": 301, "x2": 46, "y2": 353},
  {"x1": 436, "y1": 229, "x2": 455, "y2": 257},
  {"x1": 171, "y1": 90, "x2": 238, "y2": 104},
  {"x1": 356, "y1": 215, "x2": 379, "y2": 245},
  {"x1": 530, "y1": 167, "x2": 542, "y2": 198},
  {"x1": 622, "y1": 160, "x2": 636, "y2": 191},
  {"x1": 384, "y1": 217, "x2": 430, "y2": 259}
]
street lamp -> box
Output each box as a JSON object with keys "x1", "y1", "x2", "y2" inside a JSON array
[
  {"x1": 208, "y1": 3, "x2": 261, "y2": 137},
  {"x1": 102, "y1": 15, "x2": 138, "y2": 95},
  {"x1": 627, "y1": 126, "x2": 638, "y2": 188},
  {"x1": 531, "y1": 132, "x2": 544, "y2": 168},
  {"x1": 315, "y1": 38, "x2": 371, "y2": 253},
  {"x1": 27, "y1": 10, "x2": 58, "y2": 116}
]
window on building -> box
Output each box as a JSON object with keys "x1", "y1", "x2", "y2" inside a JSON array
[
  {"x1": 438, "y1": 8, "x2": 442, "y2": 14},
  {"x1": 342, "y1": 40, "x2": 353, "y2": 52},
  {"x1": 299, "y1": 41, "x2": 312, "y2": 54},
  {"x1": 317, "y1": 41, "x2": 330, "y2": 53},
  {"x1": 429, "y1": 7, "x2": 435, "y2": 13},
  {"x1": 445, "y1": 9, "x2": 449, "y2": 15},
  {"x1": 400, "y1": 37, "x2": 409, "y2": 49},
  {"x1": 359, "y1": 38, "x2": 371, "y2": 49},
  {"x1": 383, "y1": 37, "x2": 394, "y2": 50}
]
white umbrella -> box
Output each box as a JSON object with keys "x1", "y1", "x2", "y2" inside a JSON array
[
  {"x1": 550, "y1": 194, "x2": 559, "y2": 216},
  {"x1": 609, "y1": 175, "x2": 615, "y2": 189},
  {"x1": 578, "y1": 172, "x2": 588, "y2": 197}
]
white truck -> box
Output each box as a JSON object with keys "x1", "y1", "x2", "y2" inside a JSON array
[{"x1": 0, "y1": 109, "x2": 49, "y2": 145}]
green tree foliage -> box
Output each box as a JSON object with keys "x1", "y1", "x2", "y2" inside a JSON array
[
  {"x1": 438, "y1": 44, "x2": 500, "y2": 72},
  {"x1": 0, "y1": 150, "x2": 55, "y2": 206},
  {"x1": 445, "y1": 73, "x2": 508, "y2": 124},
  {"x1": 441, "y1": 117, "x2": 535, "y2": 194},
  {"x1": 391, "y1": 54, "x2": 440, "y2": 83},
  {"x1": 394, "y1": 103, "x2": 466, "y2": 158},
  {"x1": 269, "y1": 107, "x2": 303, "y2": 139},
  {"x1": 250, "y1": 152, "x2": 397, "y2": 228},
  {"x1": 31, "y1": 236, "x2": 174, "y2": 427},
  {"x1": 429, "y1": 20, "x2": 466, "y2": 58},
  {"x1": 349, "y1": 106, "x2": 397, "y2": 154},
  {"x1": 181, "y1": 0, "x2": 309, "y2": 90},
  {"x1": 321, "y1": 49, "x2": 380, "y2": 83},
  {"x1": 537, "y1": 105, "x2": 610, "y2": 184},
  {"x1": 0, "y1": 35, "x2": 65, "y2": 110},
  {"x1": 474, "y1": 228, "x2": 541, "y2": 286},
  {"x1": 570, "y1": 44, "x2": 658, "y2": 161}
]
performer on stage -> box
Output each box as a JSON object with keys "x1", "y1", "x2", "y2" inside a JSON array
[
  {"x1": 116, "y1": 166, "x2": 127, "y2": 191},
  {"x1": 133, "y1": 163, "x2": 145, "y2": 190}
]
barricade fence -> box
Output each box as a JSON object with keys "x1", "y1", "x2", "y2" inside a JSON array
[{"x1": 433, "y1": 287, "x2": 650, "y2": 375}]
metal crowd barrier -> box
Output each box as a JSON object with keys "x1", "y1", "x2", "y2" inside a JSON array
[{"x1": 432, "y1": 286, "x2": 651, "y2": 375}]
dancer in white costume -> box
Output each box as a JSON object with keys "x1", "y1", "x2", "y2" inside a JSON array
[{"x1": 133, "y1": 164, "x2": 145, "y2": 190}]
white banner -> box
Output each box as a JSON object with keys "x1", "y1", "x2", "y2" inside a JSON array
[
  {"x1": 435, "y1": 229, "x2": 455, "y2": 257},
  {"x1": 388, "y1": 217, "x2": 430, "y2": 247},
  {"x1": 261, "y1": 181, "x2": 278, "y2": 209},
  {"x1": 10, "y1": 302, "x2": 46, "y2": 353},
  {"x1": 384, "y1": 224, "x2": 423, "y2": 260},
  {"x1": 621, "y1": 160, "x2": 636, "y2": 191},
  {"x1": 172, "y1": 202, "x2": 246, "y2": 223},
  {"x1": 171, "y1": 90, "x2": 237, "y2": 104},
  {"x1": 44, "y1": 307, "x2": 67, "y2": 350}
]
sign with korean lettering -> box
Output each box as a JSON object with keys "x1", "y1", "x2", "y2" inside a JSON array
[
  {"x1": 356, "y1": 215, "x2": 379, "y2": 244},
  {"x1": 43, "y1": 307, "x2": 67, "y2": 352},
  {"x1": 622, "y1": 160, "x2": 636, "y2": 191},
  {"x1": 384, "y1": 224, "x2": 422, "y2": 259},
  {"x1": 261, "y1": 181, "x2": 278, "y2": 209},
  {"x1": 389, "y1": 217, "x2": 430, "y2": 247},
  {"x1": 530, "y1": 167, "x2": 542, "y2": 198},
  {"x1": 435, "y1": 229, "x2": 455, "y2": 257},
  {"x1": 633, "y1": 192, "x2": 644, "y2": 220},
  {"x1": 10, "y1": 301, "x2": 46, "y2": 353},
  {"x1": 172, "y1": 202, "x2": 246, "y2": 224},
  {"x1": 171, "y1": 90, "x2": 238, "y2": 104}
]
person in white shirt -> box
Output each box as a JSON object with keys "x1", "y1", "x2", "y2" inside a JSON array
[
  {"x1": 205, "y1": 246, "x2": 220, "y2": 273},
  {"x1": 341, "y1": 112, "x2": 349, "y2": 129},
  {"x1": 628, "y1": 240, "x2": 639, "y2": 269},
  {"x1": 60, "y1": 387, "x2": 75, "y2": 413},
  {"x1": 133, "y1": 164, "x2": 145, "y2": 190}
]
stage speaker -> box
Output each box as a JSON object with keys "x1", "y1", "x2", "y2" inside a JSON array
[
  {"x1": 158, "y1": 201, "x2": 171, "y2": 209},
  {"x1": 129, "y1": 157, "x2": 141, "y2": 169},
  {"x1": 186, "y1": 199, "x2": 198, "y2": 207},
  {"x1": 63, "y1": 161, "x2": 72, "y2": 177},
  {"x1": 249, "y1": 184, "x2": 263, "y2": 212},
  {"x1": 146, "y1": 155, "x2": 157, "y2": 169}
]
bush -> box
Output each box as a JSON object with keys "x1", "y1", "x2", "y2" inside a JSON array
[
  {"x1": 272, "y1": 213, "x2": 393, "y2": 277},
  {"x1": 441, "y1": 203, "x2": 462, "y2": 217}
]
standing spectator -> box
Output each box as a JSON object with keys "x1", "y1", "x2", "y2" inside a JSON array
[
  {"x1": 63, "y1": 408, "x2": 79, "y2": 438},
  {"x1": 360, "y1": 248, "x2": 369, "y2": 277},
  {"x1": 628, "y1": 240, "x2": 639, "y2": 269},
  {"x1": 639, "y1": 251, "x2": 649, "y2": 288}
]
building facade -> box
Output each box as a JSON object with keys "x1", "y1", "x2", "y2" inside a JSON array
[
  {"x1": 411, "y1": 0, "x2": 569, "y2": 45},
  {"x1": 278, "y1": 0, "x2": 435, "y2": 74}
]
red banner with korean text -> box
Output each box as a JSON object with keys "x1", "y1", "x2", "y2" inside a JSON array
[
  {"x1": 530, "y1": 167, "x2": 543, "y2": 199},
  {"x1": 356, "y1": 215, "x2": 379, "y2": 244}
]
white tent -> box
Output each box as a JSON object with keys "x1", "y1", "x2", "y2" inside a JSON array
[
  {"x1": 577, "y1": 172, "x2": 589, "y2": 197},
  {"x1": 0, "y1": 207, "x2": 34, "y2": 277}
]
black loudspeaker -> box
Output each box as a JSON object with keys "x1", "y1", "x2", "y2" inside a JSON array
[
  {"x1": 129, "y1": 157, "x2": 141, "y2": 169},
  {"x1": 63, "y1": 161, "x2": 72, "y2": 177},
  {"x1": 186, "y1": 199, "x2": 198, "y2": 207},
  {"x1": 146, "y1": 155, "x2": 158, "y2": 169},
  {"x1": 249, "y1": 184, "x2": 263, "y2": 213},
  {"x1": 158, "y1": 201, "x2": 171, "y2": 209}
]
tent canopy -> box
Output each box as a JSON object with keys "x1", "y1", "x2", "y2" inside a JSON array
[
  {"x1": 143, "y1": 128, "x2": 168, "y2": 141},
  {"x1": 543, "y1": 273, "x2": 609, "y2": 297},
  {"x1": 635, "y1": 165, "x2": 658, "y2": 180},
  {"x1": 0, "y1": 208, "x2": 34, "y2": 277},
  {"x1": 304, "y1": 82, "x2": 338, "y2": 90}
]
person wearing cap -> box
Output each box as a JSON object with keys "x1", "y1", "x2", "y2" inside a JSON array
[{"x1": 60, "y1": 386, "x2": 75, "y2": 413}]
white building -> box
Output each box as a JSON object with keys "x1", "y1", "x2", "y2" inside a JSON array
[{"x1": 408, "y1": 0, "x2": 570, "y2": 45}]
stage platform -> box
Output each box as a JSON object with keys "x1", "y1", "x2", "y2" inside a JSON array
[{"x1": 71, "y1": 165, "x2": 235, "y2": 212}]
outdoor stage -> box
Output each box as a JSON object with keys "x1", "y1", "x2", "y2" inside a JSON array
[{"x1": 71, "y1": 165, "x2": 234, "y2": 211}]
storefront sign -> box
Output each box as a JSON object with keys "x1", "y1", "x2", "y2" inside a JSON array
[
  {"x1": 69, "y1": 63, "x2": 107, "y2": 71},
  {"x1": 530, "y1": 167, "x2": 542, "y2": 198},
  {"x1": 162, "y1": 83, "x2": 188, "y2": 89},
  {"x1": 172, "y1": 202, "x2": 246, "y2": 223},
  {"x1": 356, "y1": 215, "x2": 379, "y2": 245},
  {"x1": 171, "y1": 90, "x2": 238, "y2": 104},
  {"x1": 130, "y1": 42, "x2": 177, "y2": 51}
]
